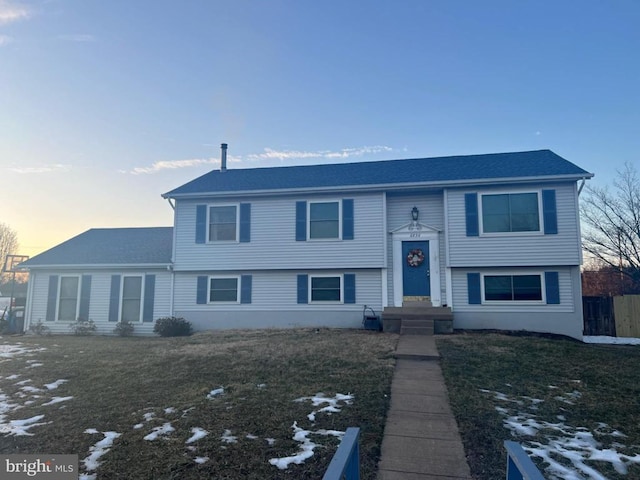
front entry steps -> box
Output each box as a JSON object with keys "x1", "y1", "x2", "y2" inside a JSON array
[{"x1": 382, "y1": 304, "x2": 453, "y2": 335}]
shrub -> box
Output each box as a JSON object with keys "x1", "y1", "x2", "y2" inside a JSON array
[
  {"x1": 113, "y1": 321, "x2": 135, "y2": 337},
  {"x1": 154, "y1": 317, "x2": 192, "y2": 337},
  {"x1": 70, "y1": 318, "x2": 96, "y2": 336},
  {"x1": 29, "y1": 320, "x2": 50, "y2": 336}
]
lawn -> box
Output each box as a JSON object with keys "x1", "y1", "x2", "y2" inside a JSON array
[
  {"x1": 437, "y1": 333, "x2": 640, "y2": 480},
  {"x1": 0, "y1": 329, "x2": 398, "y2": 479}
]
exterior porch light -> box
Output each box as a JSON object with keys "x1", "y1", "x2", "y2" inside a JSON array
[{"x1": 411, "y1": 206, "x2": 419, "y2": 221}]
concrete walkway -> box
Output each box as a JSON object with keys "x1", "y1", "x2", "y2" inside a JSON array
[{"x1": 377, "y1": 336, "x2": 472, "y2": 479}]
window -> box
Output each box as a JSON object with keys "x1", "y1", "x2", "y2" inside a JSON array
[
  {"x1": 209, "y1": 277, "x2": 239, "y2": 302},
  {"x1": 481, "y1": 192, "x2": 540, "y2": 233},
  {"x1": 121, "y1": 276, "x2": 143, "y2": 322},
  {"x1": 58, "y1": 276, "x2": 80, "y2": 321},
  {"x1": 209, "y1": 205, "x2": 237, "y2": 241},
  {"x1": 309, "y1": 201, "x2": 340, "y2": 239},
  {"x1": 483, "y1": 274, "x2": 542, "y2": 302},
  {"x1": 310, "y1": 276, "x2": 342, "y2": 302}
]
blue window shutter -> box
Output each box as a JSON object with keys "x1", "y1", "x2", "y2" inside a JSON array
[
  {"x1": 465, "y1": 193, "x2": 479, "y2": 237},
  {"x1": 467, "y1": 273, "x2": 481, "y2": 304},
  {"x1": 296, "y1": 201, "x2": 307, "y2": 241},
  {"x1": 545, "y1": 271, "x2": 560, "y2": 304},
  {"x1": 197, "y1": 276, "x2": 208, "y2": 304},
  {"x1": 79, "y1": 275, "x2": 92, "y2": 321},
  {"x1": 143, "y1": 274, "x2": 156, "y2": 322},
  {"x1": 240, "y1": 203, "x2": 251, "y2": 242},
  {"x1": 108, "y1": 275, "x2": 121, "y2": 322},
  {"x1": 196, "y1": 204, "x2": 207, "y2": 244},
  {"x1": 342, "y1": 199, "x2": 354, "y2": 240},
  {"x1": 297, "y1": 274, "x2": 308, "y2": 304},
  {"x1": 241, "y1": 275, "x2": 252, "y2": 304},
  {"x1": 542, "y1": 189, "x2": 558, "y2": 235},
  {"x1": 344, "y1": 274, "x2": 356, "y2": 304},
  {"x1": 46, "y1": 275, "x2": 59, "y2": 322}
]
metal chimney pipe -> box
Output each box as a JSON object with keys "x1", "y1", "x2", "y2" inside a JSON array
[{"x1": 220, "y1": 143, "x2": 228, "y2": 172}]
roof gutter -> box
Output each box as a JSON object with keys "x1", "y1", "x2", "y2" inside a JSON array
[
  {"x1": 161, "y1": 172, "x2": 595, "y2": 200},
  {"x1": 20, "y1": 263, "x2": 173, "y2": 271}
]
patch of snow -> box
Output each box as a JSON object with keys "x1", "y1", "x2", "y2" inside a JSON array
[
  {"x1": 257, "y1": 383, "x2": 267, "y2": 388},
  {"x1": 186, "y1": 427, "x2": 208, "y2": 444},
  {"x1": 583, "y1": 336, "x2": 640, "y2": 345},
  {"x1": 21, "y1": 385, "x2": 43, "y2": 393},
  {"x1": 481, "y1": 387, "x2": 640, "y2": 479},
  {"x1": 0, "y1": 414, "x2": 47, "y2": 436},
  {"x1": 44, "y1": 379, "x2": 68, "y2": 390},
  {"x1": 266, "y1": 437, "x2": 276, "y2": 446},
  {"x1": 269, "y1": 422, "x2": 344, "y2": 470},
  {"x1": 81, "y1": 430, "x2": 121, "y2": 475},
  {"x1": 143, "y1": 412, "x2": 155, "y2": 421},
  {"x1": 246, "y1": 434, "x2": 258, "y2": 440},
  {"x1": 295, "y1": 392, "x2": 354, "y2": 422},
  {"x1": 41, "y1": 396, "x2": 73, "y2": 406},
  {"x1": 207, "y1": 387, "x2": 224, "y2": 399},
  {"x1": 133, "y1": 423, "x2": 144, "y2": 429},
  {"x1": 194, "y1": 456, "x2": 209, "y2": 464},
  {"x1": 0, "y1": 344, "x2": 46, "y2": 358},
  {"x1": 143, "y1": 422, "x2": 175, "y2": 441},
  {"x1": 164, "y1": 407, "x2": 176, "y2": 414},
  {"x1": 6, "y1": 374, "x2": 20, "y2": 380},
  {"x1": 15, "y1": 379, "x2": 32, "y2": 385},
  {"x1": 221, "y1": 429, "x2": 237, "y2": 443},
  {"x1": 26, "y1": 363, "x2": 43, "y2": 368}
]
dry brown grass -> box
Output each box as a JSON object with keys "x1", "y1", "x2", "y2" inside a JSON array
[{"x1": 0, "y1": 328, "x2": 398, "y2": 479}]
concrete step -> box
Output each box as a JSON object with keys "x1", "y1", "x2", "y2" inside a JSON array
[
  {"x1": 401, "y1": 319, "x2": 434, "y2": 335},
  {"x1": 400, "y1": 326, "x2": 435, "y2": 335}
]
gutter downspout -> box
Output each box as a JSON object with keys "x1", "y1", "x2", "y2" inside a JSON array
[{"x1": 578, "y1": 177, "x2": 587, "y2": 196}]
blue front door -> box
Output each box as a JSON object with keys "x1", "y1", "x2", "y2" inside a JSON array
[{"x1": 402, "y1": 241, "x2": 430, "y2": 297}]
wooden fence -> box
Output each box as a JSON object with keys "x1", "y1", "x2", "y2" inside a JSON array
[{"x1": 583, "y1": 295, "x2": 640, "y2": 337}]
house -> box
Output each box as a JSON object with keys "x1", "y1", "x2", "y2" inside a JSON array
[
  {"x1": 20, "y1": 228, "x2": 172, "y2": 335},
  {"x1": 21, "y1": 148, "x2": 593, "y2": 339}
]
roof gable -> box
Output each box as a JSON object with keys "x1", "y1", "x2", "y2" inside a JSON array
[
  {"x1": 20, "y1": 227, "x2": 173, "y2": 268},
  {"x1": 163, "y1": 150, "x2": 593, "y2": 198}
]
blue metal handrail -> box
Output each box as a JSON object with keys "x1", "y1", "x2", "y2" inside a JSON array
[
  {"x1": 504, "y1": 441, "x2": 545, "y2": 480},
  {"x1": 323, "y1": 427, "x2": 360, "y2": 480}
]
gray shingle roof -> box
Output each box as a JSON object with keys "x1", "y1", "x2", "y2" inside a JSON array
[
  {"x1": 163, "y1": 149, "x2": 593, "y2": 198},
  {"x1": 20, "y1": 227, "x2": 173, "y2": 268}
]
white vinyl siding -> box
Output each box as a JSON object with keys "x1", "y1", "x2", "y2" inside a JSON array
[
  {"x1": 26, "y1": 270, "x2": 171, "y2": 335},
  {"x1": 173, "y1": 193, "x2": 385, "y2": 270},
  {"x1": 446, "y1": 183, "x2": 582, "y2": 267},
  {"x1": 173, "y1": 270, "x2": 381, "y2": 313}
]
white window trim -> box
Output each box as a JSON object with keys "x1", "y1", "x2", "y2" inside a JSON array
[
  {"x1": 208, "y1": 275, "x2": 241, "y2": 304},
  {"x1": 480, "y1": 271, "x2": 546, "y2": 305},
  {"x1": 56, "y1": 275, "x2": 81, "y2": 322},
  {"x1": 307, "y1": 199, "x2": 342, "y2": 241},
  {"x1": 309, "y1": 274, "x2": 344, "y2": 304},
  {"x1": 479, "y1": 190, "x2": 543, "y2": 237},
  {"x1": 207, "y1": 203, "x2": 240, "y2": 243},
  {"x1": 119, "y1": 275, "x2": 145, "y2": 323}
]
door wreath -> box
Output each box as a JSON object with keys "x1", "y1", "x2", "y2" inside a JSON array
[{"x1": 406, "y1": 249, "x2": 425, "y2": 267}]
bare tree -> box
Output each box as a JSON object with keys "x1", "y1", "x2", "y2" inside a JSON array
[
  {"x1": 0, "y1": 223, "x2": 19, "y2": 277},
  {"x1": 581, "y1": 163, "x2": 640, "y2": 292}
]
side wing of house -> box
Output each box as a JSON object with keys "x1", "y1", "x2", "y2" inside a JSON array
[
  {"x1": 25, "y1": 269, "x2": 172, "y2": 335},
  {"x1": 171, "y1": 192, "x2": 387, "y2": 330},
  {"x1": 445, "y1": 181, "x2": 584, "y2": 339}
]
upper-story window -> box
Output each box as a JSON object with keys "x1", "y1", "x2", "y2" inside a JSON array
[
  {"x1": 309, "y1": 201, "x2": 340, "y2": 239},
  {"x1": 209, "y1": 205, "x2": 238, "y2": 241},
  {"x1": 481, "y1": 192, "x2": 540, "y2": 233}
]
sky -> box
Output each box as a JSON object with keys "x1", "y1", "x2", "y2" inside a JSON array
[{"x1": 1, "y1": 0, "x2": 639, "y2": 258}]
